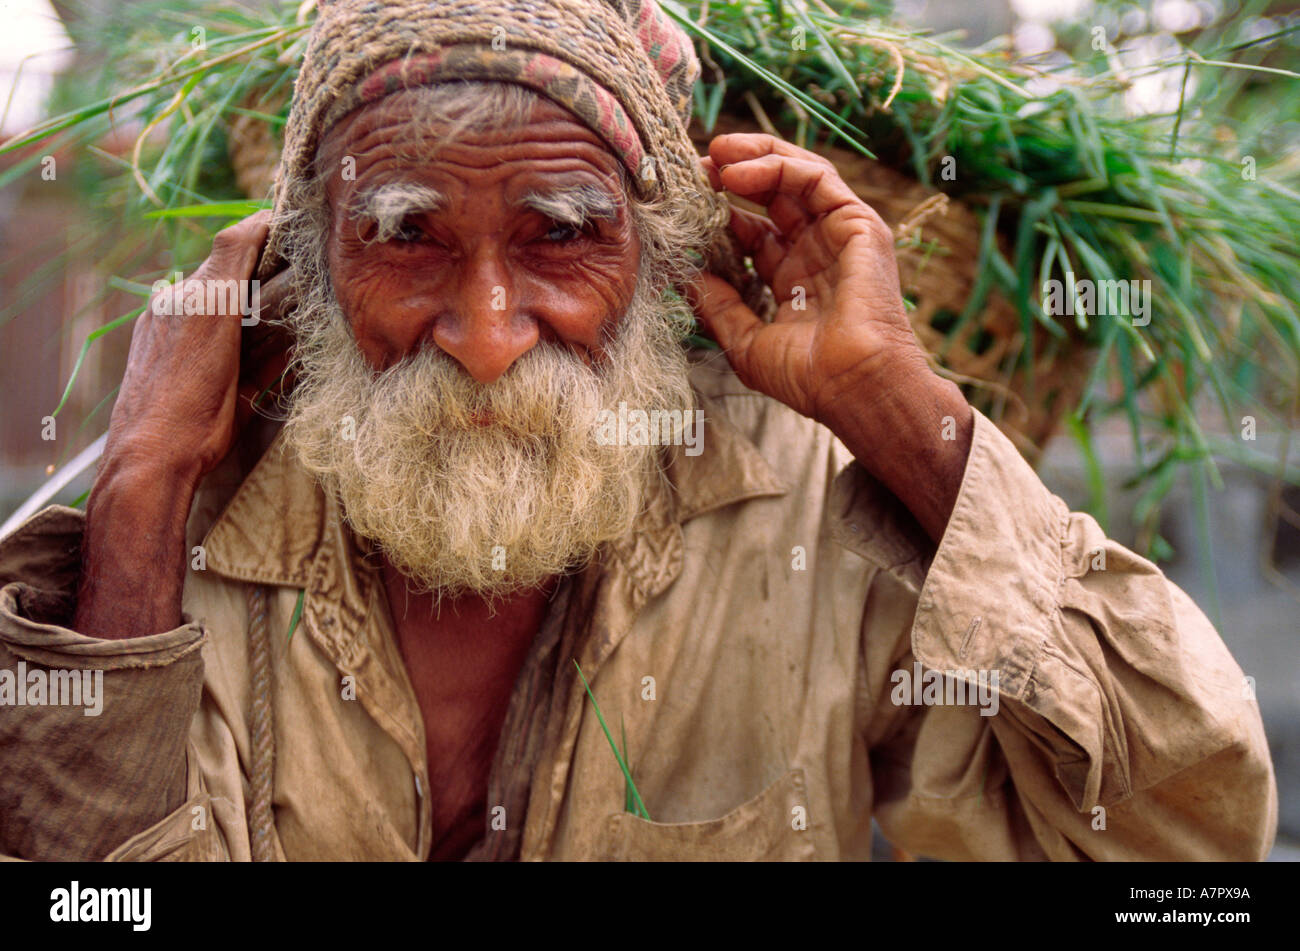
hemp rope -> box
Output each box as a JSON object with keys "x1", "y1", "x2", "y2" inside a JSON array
[{"x1": 246, "y1": 584, "x2": 277, "y2": 862}]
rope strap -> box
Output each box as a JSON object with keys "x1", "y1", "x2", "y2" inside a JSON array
[{"x1": 246, "y1": 584, "x2": 277, "y2": 862}]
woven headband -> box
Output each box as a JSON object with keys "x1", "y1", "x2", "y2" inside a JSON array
[{"x1": 261, "y1": 0, "x2": 759, "y2": 311}]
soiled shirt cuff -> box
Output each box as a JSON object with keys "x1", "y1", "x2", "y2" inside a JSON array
[
  {"x1": 910, "y1": 410, "x2": 1067, "y2": 699},
  {"x1": 908, "y1": 410, "x2": 1106, "y2": 807},
  {"x1": 0, "y1": 504, "x2": 207, "y2": 860},
  {"x1": 103, "y1": 743, "x2": 228, "y2": 862}
]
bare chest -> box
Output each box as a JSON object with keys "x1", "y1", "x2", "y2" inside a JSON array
[{"x1": 380, "y1": 569, "x2": 552, "y2": 860}]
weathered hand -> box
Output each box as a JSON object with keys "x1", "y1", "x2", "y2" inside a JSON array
[
  {"x1": 106, "y1": 209, "x2": 292, "y2": 483},
  {"x1": 74, "y1": 210, "x2": 293, "y2": 640},
  {"x1": 687, "y1": 133, "x2": 931, "y2": 426},
  {"x1": 688, "y1": 133, "x2": 973, "y2": 541}
]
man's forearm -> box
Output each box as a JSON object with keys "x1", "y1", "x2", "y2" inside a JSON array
[
  {"x1": 823, "y1": 361, "x2": 974, "y2": 543},
  {"x1": 72, "y1": 451, "x2": 200, "y2": 640}
]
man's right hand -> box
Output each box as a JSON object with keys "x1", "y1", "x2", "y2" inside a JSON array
[
  {"x1": 106, "y1": 210, "x2": 291, "y2": 484},
  {"x1": 72, "y1": 210, "x2": 293, "y2": 640}
]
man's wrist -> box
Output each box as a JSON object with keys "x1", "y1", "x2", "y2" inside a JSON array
[
  {"x1": 820, "y1": 355, "x2": 974, "y2": 542},
  {"x1": 73, "y1": 451, "x2": 200, "y2": 640},
  {"x1": 100, "y1": 429, "x2": 207, "y2": 493}
]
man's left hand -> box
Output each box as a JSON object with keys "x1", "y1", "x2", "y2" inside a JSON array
[{"x1": 688, "y1": 133, "x2": 975, "y2": 541}]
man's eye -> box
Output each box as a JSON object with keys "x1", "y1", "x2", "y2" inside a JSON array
[
  {"x1": 391, "y1": 222, "x2": 424, "y2": 243},
  {"x1": 544, "y1": 222, "x2": 584, "y2": 243}
]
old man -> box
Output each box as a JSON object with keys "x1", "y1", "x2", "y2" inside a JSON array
[{"x1": 0, "y1": 0, "x2": 1277, "y2": 861}]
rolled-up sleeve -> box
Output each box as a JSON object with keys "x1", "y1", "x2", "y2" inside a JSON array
[
  {"x1": 0, "y1": 505, "x2": 226, "y2": 861},
  {"x1": 867, "y1": 411, "x2": 1278, "y2": 860}
]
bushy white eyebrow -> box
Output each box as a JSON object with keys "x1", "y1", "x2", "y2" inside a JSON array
[
  {"x1": 348, "y1": 181, "x2": 620, "y2": 242},
  {"x1": 517, "y1": 184, "x2": 620, "y2": 229},
  {"x1": 350, "y1": 183, "x2": 447, "y2": 241}
]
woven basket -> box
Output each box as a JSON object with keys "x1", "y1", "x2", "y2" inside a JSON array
[
  {"x1": 228, "y1": 108, "x2": 1092, "y2": 463},
  {"x1": 226, "y1": 89, "x2": 287, "y2": 203}
]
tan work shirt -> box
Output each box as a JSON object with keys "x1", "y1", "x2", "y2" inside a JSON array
[{"x1": 0, "y1": 357, "x2": 1278, "y2": 860}]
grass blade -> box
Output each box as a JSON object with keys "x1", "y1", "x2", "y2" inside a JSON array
[{"x1": 574, "y1": 660, "x2": 650, "y2": 820}]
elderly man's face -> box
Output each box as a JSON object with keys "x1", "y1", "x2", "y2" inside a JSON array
[
  {"x1": 283, "y1": 86, "x2": 696, "y2": 600},
  {"x1": 317, "y1": 91, "x2": 642, "y2": 379}
]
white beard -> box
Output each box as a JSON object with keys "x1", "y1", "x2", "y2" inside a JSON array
[{"x1": 282, "y1": 270, "x2": 696, "y2": 602}]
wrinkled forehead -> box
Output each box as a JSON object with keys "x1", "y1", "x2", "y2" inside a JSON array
[{"x1": 314, "y1": 87, "x2": 632, "y2": 212}]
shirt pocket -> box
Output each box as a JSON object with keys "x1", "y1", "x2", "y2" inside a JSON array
[{"x1": 594, "y1": 768, "x2": 816, "y2": 861}]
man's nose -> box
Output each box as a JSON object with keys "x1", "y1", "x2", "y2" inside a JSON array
[{"x1": 431, "y1": 247, "x2": 538, "y2": 384}]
